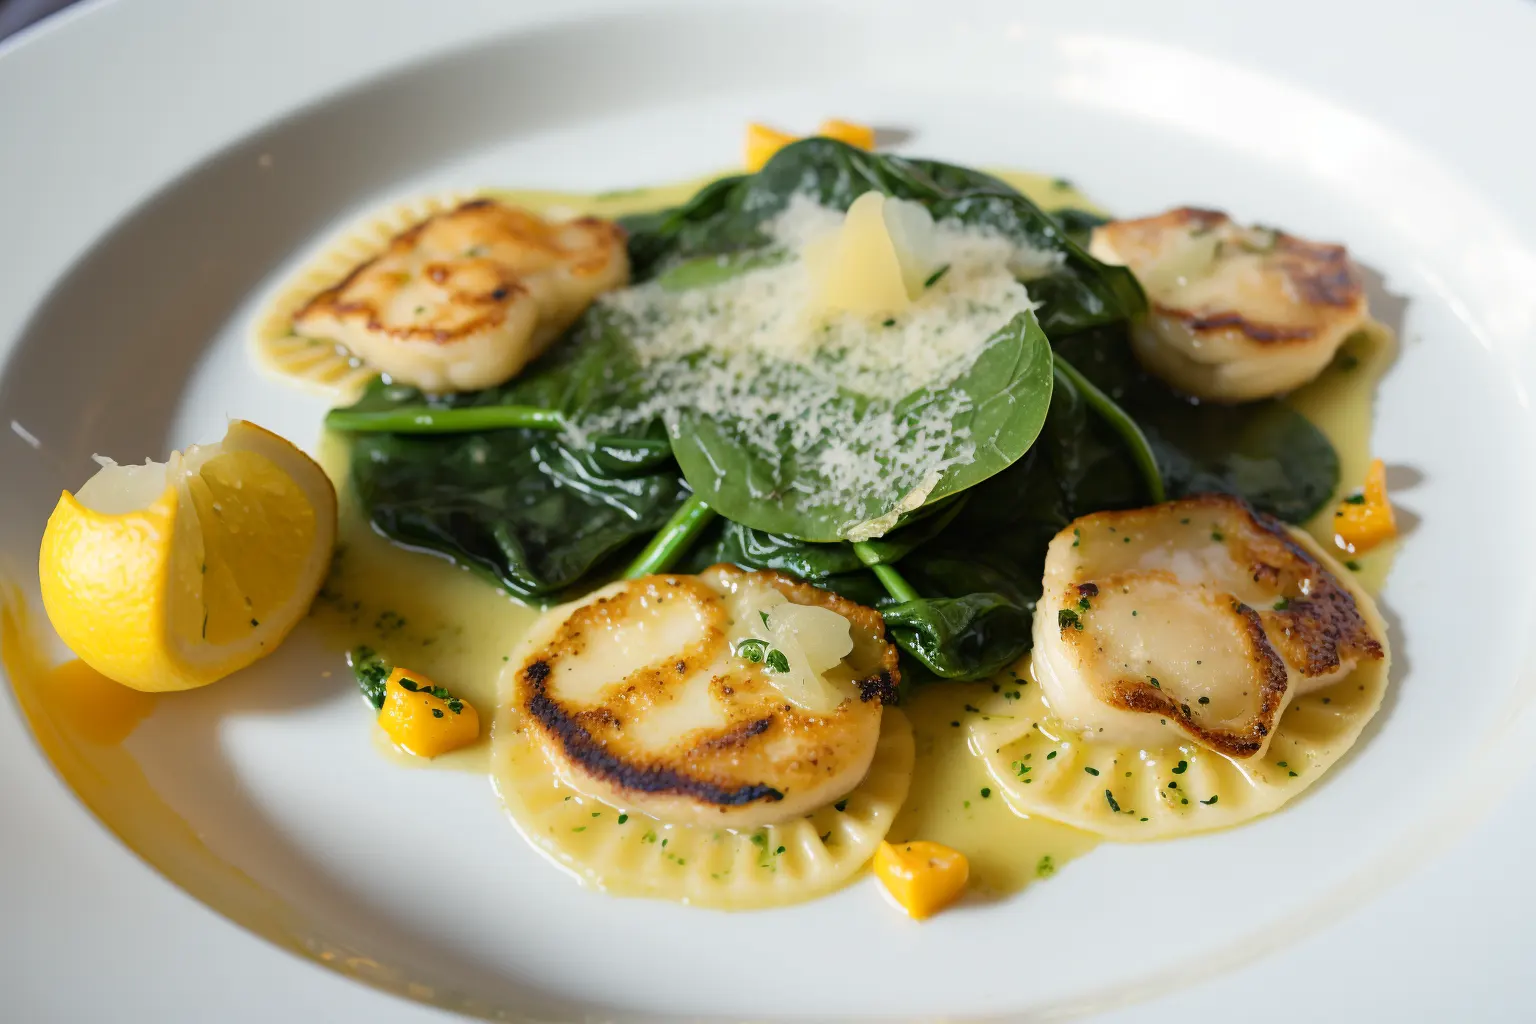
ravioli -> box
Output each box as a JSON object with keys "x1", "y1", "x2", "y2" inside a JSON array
[
  {"x1": 976, "y1": 495, "x2": 1390, "y2": 840},
  {"x1": 491, "y1": 703, "x2": 913, "y2": 909},
  {"x1": 506, "y1": 567, "x2": 900, "y2": 829},
  {"x1": 253, "y1": 192, "x2": 628, "y2": 395},
  {"x1": 1091, "y1": 208, "x2": 1367, "y2": 402},
  {"x1": 252, "y1": 192, "x2": 471, "y2": 398}
]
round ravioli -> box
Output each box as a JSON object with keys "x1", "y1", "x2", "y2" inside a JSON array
[
  {"x1": 491, "y1": 704, "x2": 913, "y2": 909},
  {"x1": 251, "y1": 191, "x2": 474, "y2": 398},
  {"x1": 254, "y1": 191, "x2": 628, "y2": 395},
  {"x1": 489, "y1": 567, "x2": 915, "y2": 908},
  {"x1": 976, "y1": 495, "x2": 1390, "y2": 840},
  {"x1": 505, "y1": 568, "x2": 900, "y2": 828}
]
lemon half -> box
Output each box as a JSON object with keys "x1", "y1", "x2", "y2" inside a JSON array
[{"x1": 39, "y1": 420, "x2": 337, "y2": 692}]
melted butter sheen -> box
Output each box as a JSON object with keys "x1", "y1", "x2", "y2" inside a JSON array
[
  {"x1": 312, "y1": 169, "x2": 1396, "y2": 901},
  {"x1": 889, "y1": 684, "x2": 1098, "y2": 894},
  {"x1": 1290, "y1": 320, "x2": 1399, "y2": 597},
  {"x1": 309, "y1": 431, "x2": 538, "y2": 772}
]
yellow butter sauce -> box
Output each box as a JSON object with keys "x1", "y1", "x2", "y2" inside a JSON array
[
  {"x1": 1289, "y1": 321, "x2": 1400, "y2": 597},
  {"x1": 307, "y1": 433, "x2": 538, "y2": 772},
  {"x1": 888, "y1": 683, "x2": 1099, "y2": 895}
]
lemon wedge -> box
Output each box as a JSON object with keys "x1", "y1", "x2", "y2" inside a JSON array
[{"x1": 38, "y1": 420, "x2": 337, "y2": 692}]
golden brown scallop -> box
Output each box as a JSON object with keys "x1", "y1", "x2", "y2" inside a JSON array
[
  {"x1": 292, "y1": 198, "x2": 628, "y2": 391},
  {"x1": 1033, "y1": 494, "x2": 1385, "y2": 759},
  {"x1": 1090, "y1": 208, "x2": 1367, "y2": 402},
  {"x1": 509, "y1": 566, "x2": 899, "y2": 829}
]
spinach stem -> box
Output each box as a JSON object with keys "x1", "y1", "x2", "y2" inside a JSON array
[
  {"x1": 325, "y1": 404, "x2": 566, "y2": 434},
  {"x1": 851, "y1": 541, "x2": 922, "y2": 604},
  {"x1": 1052, "y1": 355, "x2": 1166, "y2": 503},
  {"x1": 622, "y1": 494, "x2": 716, "y2": 578}
]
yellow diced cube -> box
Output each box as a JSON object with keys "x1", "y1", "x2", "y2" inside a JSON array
[
  {"x1": 1333, "y1": 458, "x2": 1397, "y2": 554},
  {"x1": 873, "y1": 839, "x2": 969, "y2": 919},
  {"x1": 745, "y1": 122, "x2": 797, "y2": 172},
  {"x1": 817, "y1": 118, "x2": 876, "y2": 151},
  {"x1": 378, "y1": 666, "x2": 479, "y2": 758}
]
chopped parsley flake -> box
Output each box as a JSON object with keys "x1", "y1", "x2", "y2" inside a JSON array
[
  {"x1": 735, "y1": 638, "x2": 768, "y2": 663},
  {"x1": 1172, "y1": 760, "x2": 1188, "y2": 774},
  {"x1": 1105, "y1": 790, "x2": 1121, "y2": 812},
  {"x1": 1084, "y1": 766, "x2": 1100, "y2": 776}
]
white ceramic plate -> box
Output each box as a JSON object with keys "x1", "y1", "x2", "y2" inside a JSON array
[{"x1": 5, "y1": 1, "x2": 1536, "y2": 1020}]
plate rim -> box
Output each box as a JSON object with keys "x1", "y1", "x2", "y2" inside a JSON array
[{"x1": 4, "y1": 0, "x2": 1536, "y2": 1020}]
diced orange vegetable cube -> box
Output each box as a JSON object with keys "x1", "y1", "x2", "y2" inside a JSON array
[
  {"x1": 817, "y1": 118, "x2": 876, "y2": 151},
  {"x1": 1333, "y1": 458, "x2": 1397, "y2": 554},
  {"x1": 873, "y1": 839, "x2": 969, "y2": 919},
  {"x1": 745, "y1": 122, "x2": 797, "y2": 172},
  {"x1": 378, "y1": 666, "x2": 479, "y2": 758}
]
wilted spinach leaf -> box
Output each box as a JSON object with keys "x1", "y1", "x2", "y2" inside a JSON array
[
  {"x1": 1055, "y1": 330, "x2": 1339, "y2": 523},
  {"x1": 348, "y1": 646, "x2": 391, "y2": 709},
  {"x1": 620, "y1": 137, "x2": 1144, "y2": 335},
  {"x1": 665, "y1": 310, "x2": 1055, "y2": 541},
  {"x1": 348, "y1": 424, "x2": 689, "y2": 602},
  {"x1": 609, "y1": 138, "x2": 1149, "y2": 541},
  {"x1": 326, "y1": 316, "x2": 648, "y2": 435},
  {"x1": 880, "y1": 593, "x2": 1035, "y2": 681},
  {"x1": 1050, "y1": 207, "x2": 1111, "y2": 249}
]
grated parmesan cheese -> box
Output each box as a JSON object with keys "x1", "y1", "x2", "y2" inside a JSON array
[{"x1": 575, "y1": 193, "x2": 1054, "y2": 531}]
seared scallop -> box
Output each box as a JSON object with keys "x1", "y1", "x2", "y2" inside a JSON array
[
  {"x1": 1033, "y1": 494, "x2": 1385, "y2": 759},
  {"x1": 1090, "y1": 208, "x2": 1367, "y2": 402},
  {"x1": 508, "y1": 566, "x2": 899, "y2": 828},
  {"x1": 292, "y1": 199, "x2": 628, "y2": 391}
]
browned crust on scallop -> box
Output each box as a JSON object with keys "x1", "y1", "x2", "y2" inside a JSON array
[
  {"x1": 1120, "y1": 494, "x2": 1382, "y2": 675},
  {"x1": 1057, "y1": 494, "x2": 1383, "y2": 758},
  {"x1": 1063, "y1": 584, "x2": 1291, "y2": 758},
  {"x1": 518, "y1": 569, "x2": 898, "y2": 811},
  {"x1": 1247, "y1": 516, "x2": 1385, "y2": 677},
  {"x1": 292, "y1": 198, "x2": 626, "y2": 346},
  {"x1": 1100, "y1": 207, "x2": 1365, "y2": 346}
]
